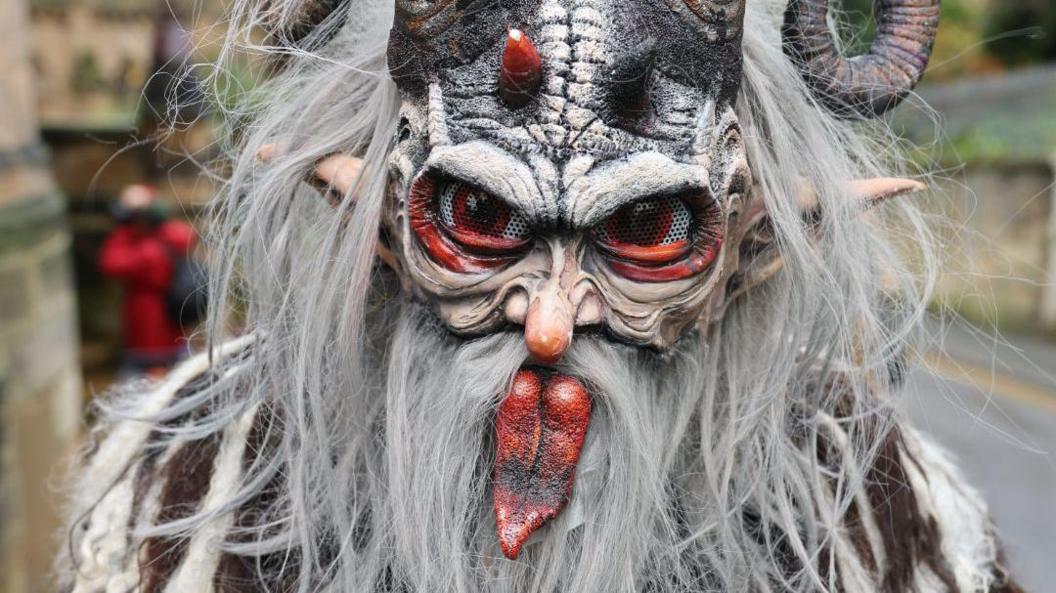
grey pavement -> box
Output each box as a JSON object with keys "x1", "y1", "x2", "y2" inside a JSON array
[
  {"x1": 930, "y1": 318, "x2": 1056, "y2": 393},
  {"x1": 904, "y1": 321, "x2": 1056, "y2": 593}
]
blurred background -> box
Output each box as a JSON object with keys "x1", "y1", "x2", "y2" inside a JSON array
[{"x1": 0, "y1": 0, "x2": 1053, "y2": 591}]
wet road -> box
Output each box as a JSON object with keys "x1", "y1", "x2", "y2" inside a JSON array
[{"x1": 904, "y1": 359, "x2": 1056, "y2": 593}]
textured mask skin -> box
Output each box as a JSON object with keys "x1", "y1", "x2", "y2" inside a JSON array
[{"x1": 383, "y1": 0, "x2": 752, "y2": 349}]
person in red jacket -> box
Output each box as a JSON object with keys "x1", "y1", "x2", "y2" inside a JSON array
[{"x1": 99, "y1": 184, "x2": 195, "y2": 378}]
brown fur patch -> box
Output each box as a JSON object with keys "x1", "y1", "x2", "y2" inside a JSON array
[
  {"x1": 865, "y1": 429, "x2": 959, "y2": 593},
  {"x1": 214, "y1": 406, "x2": 301, "y2": 592},
  {"x1": 138, "y1": 432, "x2": 223, "y2": 591},
  {"x1": 126, "y1": 371, "x2": 218, "y2": 551},
  {"x1": 807, "y1": 371, "x2": 961, "y2": 593},
  {"x1": 132, "y1": 365, "x2": 229, "y2": 590}
]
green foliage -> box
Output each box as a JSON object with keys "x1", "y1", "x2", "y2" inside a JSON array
[
  {"x1": 840, "y1": 0, "x2": 978, "y2": 31},
  {"x1": 838, "y1": 0, "x2": 994, "y2": 81},
  {"x1": 72, "y1": 51, "x2": 105, "y2": 94},
  {"x1": 984, "y1": 1, "x2": 1056, "y2": 66},
  {"x1": 945, "y1": 111, "x2": 1056, "y2": 164},
  {"x1": 838, "y1": 0, "x2": 876, "y2": 55},
  {"x1": 200, "y1": 60, "x2": 264, "y2": 116},
  {"x1": 841, "y1": 0, "x2": 1056, "y2": 69},
  {"x1": 895, "y1": 67, "x2": 1056, "y2": 168}
]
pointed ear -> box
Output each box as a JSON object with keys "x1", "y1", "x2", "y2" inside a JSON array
[
  {"x1": 788, "y1": 177, "x2": 926, "y2": 216},
  {"x1": 728, "y1": 178, "x2": 925, "y2": 301},
  {"x1": 846, "y1": 177, "x2": 926, "y2": 208},
  {"x1": 311, "y1": 153, "x2": 365, "y2": 203},
  {"x1": 256, "y1": 144, "x2": 400, "y2": 271},
  {"x1": 257, "y1": 144, "x2": 364, "y2": 207}
]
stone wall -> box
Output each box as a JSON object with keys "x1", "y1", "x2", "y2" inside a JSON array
[
  {"x1": 30, "y1": 3, "x2": 154, "y2": 128},
  {"x1": 0, "y1": 0, "x2": 83, "y2": 591},
  {"x1": 929, "y1": 162, "x2": 1056, "y2": 333}
]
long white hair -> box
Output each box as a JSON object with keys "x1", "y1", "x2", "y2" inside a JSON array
[{"x1": 80, "y1": 2, "x2": 940, "y2": 592}]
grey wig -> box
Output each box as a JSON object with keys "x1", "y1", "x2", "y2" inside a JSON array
[{"x1": 59, "y1": 2, "x2": 1014, "y2": 593}]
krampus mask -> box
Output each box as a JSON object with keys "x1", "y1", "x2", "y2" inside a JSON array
[
  {"x1": 64, "y1": 0, "x2": 1033, "y2": 589},
  {"x1": 269, "y1": 0, "x2": 941, "y2": 559},
  {"x1": 61, "y1": 0, "x2": 1044, "y2": 589}
]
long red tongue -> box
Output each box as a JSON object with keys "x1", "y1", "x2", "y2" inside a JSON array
[{"x1": 493, "y1": 368, "x2": 592, "y2": 560}]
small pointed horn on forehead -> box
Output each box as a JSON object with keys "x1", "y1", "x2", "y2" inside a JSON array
[{"x1": 499, "y1": 29, "x2": 543, "y2": 108}]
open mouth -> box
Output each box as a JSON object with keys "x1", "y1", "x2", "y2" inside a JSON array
[{"x1": 492, "y1": 367, "x2": 593, "y2": 559}]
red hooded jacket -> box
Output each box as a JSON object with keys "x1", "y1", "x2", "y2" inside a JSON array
[{"x1": 99, "y1": 220, "x2": 196, "y2": 355}]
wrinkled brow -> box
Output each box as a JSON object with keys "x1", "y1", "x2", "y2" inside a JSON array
[
  {"x1": 420, "y1": 141, "x2": 550, "y2": 221},
  {"x1": 567, "y1": 152, "x2": 712, "y2": 228}
]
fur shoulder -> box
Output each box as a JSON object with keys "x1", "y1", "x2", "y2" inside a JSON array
[
  {"x1": 59, "y1": 336, "x2": 257, "y2": 593},
  {"x1": 900, "y1": 426, "x2": 1022, "y2": 593},
  {"x1": 813, "y1": 400, "x2": 1021, "y2": 593}
]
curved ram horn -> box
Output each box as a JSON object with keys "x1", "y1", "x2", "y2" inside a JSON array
[
  {"x1": 783, "y1": 0, "x2": 941, "y2": 118},
  {"x1": 387, "y1": 0, "x2": 462, "y2": 88},
  {"x1": 265, "y1": 0, "x2": 347, "y2": 45}
]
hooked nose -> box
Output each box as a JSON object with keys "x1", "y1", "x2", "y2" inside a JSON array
[
  {"x1": 523, "y1": 285, "x2": 574, "y2": 365},
  {"x1": 512, "y1": 239, "x2": 603, "y2": 365}
]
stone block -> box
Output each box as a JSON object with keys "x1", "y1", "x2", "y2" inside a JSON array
[
  {"x1": 3, "y1": 374, "x2": 79, "y2": 592},
  {"x1": 4, "y1": 306, "x2": 78, "y2": 397},
  {"x1": 0, "y1": 266, "x2": 30, "y2": 327},
  {"x1": 36, "y1": 238, "x2": 74, "y2": 296},
  {"x1": 930, "y1": 164, "x2": 1056, "y2": 331},
  {"x1": 0, "y1": 191, "x2": 66, "y2": 254}
]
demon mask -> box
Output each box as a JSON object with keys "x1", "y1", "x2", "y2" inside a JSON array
[{"x1": 266, "y1": 0, "x2": 939, "y2": 560}]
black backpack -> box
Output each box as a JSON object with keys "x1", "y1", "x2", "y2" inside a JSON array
[{"x1": 167, "y1": 254, "x2": 209, "y2": 329}]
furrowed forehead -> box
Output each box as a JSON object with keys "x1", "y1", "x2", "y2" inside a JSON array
[
  {"x1": 390, "y1": 0, "x2": 746, "y2": 158},
  {"x1": 389, "y1": 0, "x2": 745, "y2": 82},
  {"x1": 416, "y1": 139, "x2": 716, "y2": 227}
]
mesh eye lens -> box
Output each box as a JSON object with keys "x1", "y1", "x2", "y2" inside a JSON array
[
  {"x1": 593, "y1": 194, "x2": 723, "y2": 281},
  {"x1": 436, "y1": 180, "x2": 532, "y2": 250},
  {"x1": 594, "y1": 196, "x2": 693, "y2": 261}
]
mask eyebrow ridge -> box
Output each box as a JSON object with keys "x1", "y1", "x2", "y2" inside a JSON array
[
  {"x1": 422, "y1": 141, "x2": 546, "y2": 221},
  {"x1": 566, "y1": 152, "x2": 711, "y2": 228}
]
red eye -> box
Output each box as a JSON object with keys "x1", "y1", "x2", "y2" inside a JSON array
[
  {"x1": 594, "y1": 195, "x2": 723, "y2": 282},
  {"x1": 595, "y1": 196, "x2": 694, "y2": 262},
  {"x1": 408, "y1": 174, "x2": 532, "y2": 274},
  {"x1": 436, "y1": 180, "x2": 532, "y2": 252}
]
